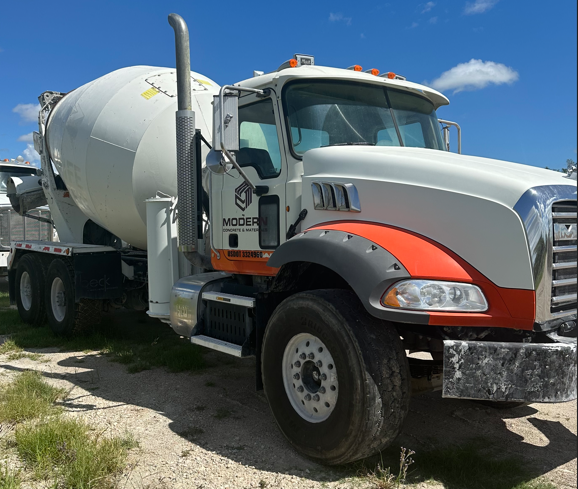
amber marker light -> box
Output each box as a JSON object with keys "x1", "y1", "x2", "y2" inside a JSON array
[
  {"x1": 289, "y1": 59, "x2": 298, "y2": 68},
  {"x1": 371, "y1": 68, "x2": 379, "y2": 76},
  {"x1": 382, "y1": 287, "x2": 401, "y2": 307},
  {"x1": 387, "y1": 72, "x2": 396, "y2": 79},
  {"x1": 354, "y1": 65, "x2": 363, "y2": 72}
]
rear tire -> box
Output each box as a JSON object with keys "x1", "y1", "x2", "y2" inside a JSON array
[
  {"x1": 262, "y1": 290, "x2": 410, "y2": 465},
  {"x1": 45, "y1": 258, "x2": 101, "y2": 336},
  {"x1": 15, "y1": 254, "x2": 47, "y2": 325}
]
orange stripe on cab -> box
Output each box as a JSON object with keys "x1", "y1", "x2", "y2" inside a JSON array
[{"x1": 309, "y1": 221, "x2": 536, "y2": 330}]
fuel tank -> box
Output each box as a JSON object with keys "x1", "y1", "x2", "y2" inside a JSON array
[{"x1": 46, "y1": 66, "x2": 220, "y2": 249}]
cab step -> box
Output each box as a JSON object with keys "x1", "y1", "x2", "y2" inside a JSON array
[{"x1": 191, "y1": 335, "x2": 245, "y2": 357}]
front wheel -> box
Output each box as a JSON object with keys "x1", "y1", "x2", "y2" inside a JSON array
[{"x1": 262, "y1": 290, "x2": 410, "y2": 465}]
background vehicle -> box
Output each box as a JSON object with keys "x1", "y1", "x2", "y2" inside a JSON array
[
  {"x1": 0, "y1": 158, "x2": 54, "y2": 275},
  {"x1": 7, "y1": 14, "x2": 576, "y2": 465}
]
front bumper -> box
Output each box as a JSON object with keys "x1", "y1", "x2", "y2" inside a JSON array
[{"x1": 442, "y1": 338, "x2": 577, "y2": 403}]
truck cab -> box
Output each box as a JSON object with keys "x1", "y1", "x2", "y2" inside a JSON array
[{"x1": 210, "y1": 60, "x2": 451, "y2": 276}]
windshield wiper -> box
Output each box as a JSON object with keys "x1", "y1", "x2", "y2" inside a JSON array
[{"x1": 322, "y1": 142, "x2": 376, "y2": 147}]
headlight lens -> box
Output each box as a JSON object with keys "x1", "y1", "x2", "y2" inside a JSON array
[{"x1": 382, "y1": 280, "x2": 488, "y2": 312}]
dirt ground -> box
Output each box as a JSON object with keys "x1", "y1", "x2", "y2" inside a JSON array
[{"x1": 0, "y1": 306, "x2": 576, "y2": 488}]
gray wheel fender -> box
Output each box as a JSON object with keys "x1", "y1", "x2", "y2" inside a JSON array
[{"x1": 268, "y1": 229, "x2": 428, "y2": 323}]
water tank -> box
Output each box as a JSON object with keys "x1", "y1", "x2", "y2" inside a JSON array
[{"x1": 46, "y1": 66, "x2": 220, "y2": 249}]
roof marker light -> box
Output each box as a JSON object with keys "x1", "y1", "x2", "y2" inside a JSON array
[
  {"x1": 348, "y1": 65, "x2": 363, "y2": 72},
  {"x1": 370, "y1": 68, "x2": 379, "y2": 76},
  {"x1": 289, "y1": 59, "x2": 298, "y2": 68}
]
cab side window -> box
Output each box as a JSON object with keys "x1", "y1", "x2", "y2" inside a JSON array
[{"x1": 238, "y1": 99, "x2": 282, "y2": 179}]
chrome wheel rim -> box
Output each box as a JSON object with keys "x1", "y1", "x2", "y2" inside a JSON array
[
  {"x1": 20, "y1": 271, "x2": 32, "y2": 311},
  {"x1": 51, "y1": 277, "x2": 66, "y2": 322},
  {"x1": 282, "y1": 333, "x2": 339, "y2": 423}
]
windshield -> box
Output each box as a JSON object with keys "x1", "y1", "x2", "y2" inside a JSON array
[
  {"x1": 283, "y1": 81, "x2": 445, "y2": 155},
  {"x1": 0, "y1": 167, "x2": 38, "y2": 194}
]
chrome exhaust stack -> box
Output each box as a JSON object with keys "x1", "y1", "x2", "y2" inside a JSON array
[{"x1": 168, "y1": 13, "x2": 211, "y2": 269}]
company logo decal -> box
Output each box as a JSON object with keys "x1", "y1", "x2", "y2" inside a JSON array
[
  {"x1": 235, "y1": 182, "x2": 253, "y2": 211},
  {"x1": 554, "y1": 223, "x2": 577, "y2": 241}
]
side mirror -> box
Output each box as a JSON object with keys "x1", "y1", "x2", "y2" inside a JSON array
[{"x1": 212, "y1": 93, "x2": 239, "y2": 153}]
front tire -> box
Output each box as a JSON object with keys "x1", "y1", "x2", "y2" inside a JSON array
[
  {"x1": 45, "y1": 258, "x2": 101, "y2": 336},
  {"x1": 262, "y1": 290, "x2": 410, "y2": 465},
  {"x1": 15, "y1": 254, "x2": 47, "y2": 325}
]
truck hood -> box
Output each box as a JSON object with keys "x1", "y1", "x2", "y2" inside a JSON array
[
  {"x1": 300, "y1": 146, "x2": 576, "y2": 290},
  {"x1": 302, "y1": 146, "x2": 572, "y2": 209}
]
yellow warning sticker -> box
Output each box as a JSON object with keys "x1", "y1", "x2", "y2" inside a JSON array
[
  {"x1": 197, "y1": 79, "x2": 212, "y2": 86},
  {"x1": 141, "y1": 87, "x2": 160, "y2": 100}
]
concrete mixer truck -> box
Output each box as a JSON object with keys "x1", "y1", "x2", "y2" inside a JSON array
[{"x1": 6, "y1": 13, "x2": 577, "y2": 465}]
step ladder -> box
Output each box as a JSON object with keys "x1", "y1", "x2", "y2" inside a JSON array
[{"x1": 190, "y1": 292, "x2": 255, "y2": 357}]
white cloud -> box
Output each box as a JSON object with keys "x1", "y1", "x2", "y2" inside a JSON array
[
  {"x1": 360, "y1": 33, "x2": 366, "y2": 39},
  {"x1": 409, "y1": 22, "x2": 419, "y2": 28},
  {"x1": 329, "y1": 12, "x2": 352, "y2": 25},
  {"x1": 12, "y1": 104, "x2": 40, "y2": 124},
  {"x1": 17, "y1": 132, "x2": 34, "y2": 143},
  {"x1": 429, "y1": 59, "x2": 519, "y2": 93},
  {"x1": 22, "y1": 144, "x2": 40, "y2": 164},
  {"x1": 429, "y1": 16, "x2": 438, "y2": 24},
  {"x1": 464, "y1": 0, "x2": 498, "y2": 14},
  {"x1": 421, "y1": 2, "x2": 435, "y2": 13}
]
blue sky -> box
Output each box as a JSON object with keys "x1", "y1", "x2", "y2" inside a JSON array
[{"x1": 1, "y1": 0, "x2": 576, "y2": 169}]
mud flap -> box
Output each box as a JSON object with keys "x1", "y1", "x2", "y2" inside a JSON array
[{"x1": 442, "y1": 339, "x2": 577, "y2": 403}]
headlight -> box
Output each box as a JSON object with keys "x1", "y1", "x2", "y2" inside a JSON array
[{"x1": 382, "y1": 280, "x2": 488, "y2": 312}]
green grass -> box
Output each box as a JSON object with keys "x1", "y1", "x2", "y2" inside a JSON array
[
  {"x1": 0, "y1": 341, "x2": 44, "y2": 362},
  {"x1": 15, "y1": 417, "x2": 136, "y2": 489},
  {"x1": 0, "y1": 302, "x2": 206, "y2": 375},
  {"x1": 0, "y1": 291, "x2": 11, "y2": 309},
  {"x1": 0, "y1": 465, "x2": 20, "y2": 489},
  {"x1": 354, "y1": 441, "x2": 557, "y2": 489},
  {"x1": 0, "y1": 371, "x2": 65, "y2": 423}
]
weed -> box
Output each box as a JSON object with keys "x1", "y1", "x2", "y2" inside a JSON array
[
  {"x1": 259, "y1": 480, "x2": 267, "y2": 488},
  {"x1": 7, "y1": 352, "x2": 43, "y2": 362},
  {"x1": 180, "y1": 449, "x2": 192, "y2": 458},
  {"x1": 404, "y1": 441, "x2": 556, "y2": 489},
  {"x1": 0, "y1": 371, "x2": 65, "y2": 423},
  {"x1": 16, "y1": 417, "x2": 135, "y2": 489},
  {"x1": 112, "y1": 349, "x2": 136, "y2": 365},
  {"x1": 127, "y1": 360, "x2": 151, "y2": 374},
  {"x1": 213, "y1": 408, "x2": 232, "y2": 420},
  {"x1": 0, "y1": 340, "x2": 21, "y2": 355},
  {"x1": 0, "y1": 291, "x2": 10, "y2": 309},
  {"x1": 364, "y1": 447, "x2": 415, "y2": 489},
  {"x1": 0, "y1": 464, "x2": 20, "y2": 489}
]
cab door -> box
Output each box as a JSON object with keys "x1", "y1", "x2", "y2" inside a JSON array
[{"x1": 212, "y1": 91, "x2": 287, "y2": 276}]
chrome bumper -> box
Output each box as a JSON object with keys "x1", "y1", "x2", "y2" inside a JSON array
[{"x1": 442, "y1": 338, "x2": 577, "y2": 403}]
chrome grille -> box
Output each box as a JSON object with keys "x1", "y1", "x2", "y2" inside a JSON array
[
  {"x1": 551, "y1": 200, "x2": 577, "y2": 317},
  {"x1": 0, "y1": 207, "x2": 54, "y2": 248}
]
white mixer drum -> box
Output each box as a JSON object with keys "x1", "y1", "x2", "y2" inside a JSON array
[{"x1": 47, "y1": 66, "x2": 220, "y2": 249}]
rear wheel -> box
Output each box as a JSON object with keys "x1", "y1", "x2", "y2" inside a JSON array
[
  {"x1": 15, "y1": 254, "x2": 47, "y2": 325},
  {"x1": 45, "y1": 259, "x2": 101, "y2": 336},
  {"x1": 262, "y1": 290, "x2": 410, "y2": 465}
]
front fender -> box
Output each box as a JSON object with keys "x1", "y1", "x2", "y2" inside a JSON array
[
  {"x1": 269, "y1": 222, "x2": 535, "y2": 330},
  {"x1": 268, "y1": 227, "x2": 428, "y2": 324}
]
